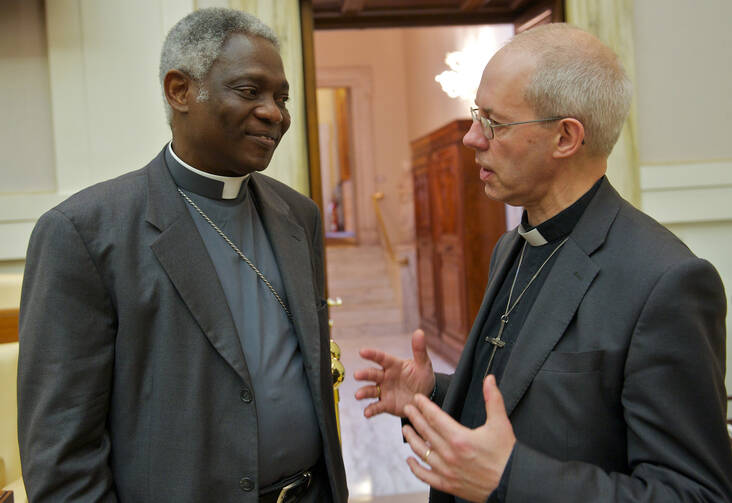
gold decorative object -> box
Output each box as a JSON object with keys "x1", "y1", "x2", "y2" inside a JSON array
[
  {"x1": 371, "y1": 193, "x2": 409, "y2": 266},
  {"x1": 327, "y1": 297, "x2": 345, "y2": 442},
  {"x1": 327, "y1": 297, "x2": 343, "y2": 307},
  {"x1": 330, "y1": 340, "x2": 344, "y2": 388}
]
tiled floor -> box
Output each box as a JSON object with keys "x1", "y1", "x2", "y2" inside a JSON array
[{"x1": 327, "y1": 245, "x2": 455, "y2": 503}]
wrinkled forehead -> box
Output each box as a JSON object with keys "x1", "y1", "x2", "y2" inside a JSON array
[
  {"x1": 210, "y1": 32, "x2": 287, "y2": 83},
  {"x1": 218, "y1": 33, "x2": 282, "y2": 66}
]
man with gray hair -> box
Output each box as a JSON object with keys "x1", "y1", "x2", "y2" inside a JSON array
[
  {"x1": 18, "y1": 8, "x2": 347, "y2": 502},
  {"x1": 355, "y1": 23, "x2": 732, "y2": 502}
]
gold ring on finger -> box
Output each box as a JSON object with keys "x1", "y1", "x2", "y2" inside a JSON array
[{"x1": 423, "y1": 448, "x2": 431, "y2": 463}]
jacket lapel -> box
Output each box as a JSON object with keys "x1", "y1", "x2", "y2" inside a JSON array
[
  {"x1": 499, "y1": 240, "x2": 598, "y2": 415},
  {"x1": 145, "y1": 150, "x2": 252, "y2": 383},
  {"x1": 499, "y1": 179, "x2": 622, "y2": 416},
  {"x1": 248, "y1": 175, "x2": 322, "y2": 402}
]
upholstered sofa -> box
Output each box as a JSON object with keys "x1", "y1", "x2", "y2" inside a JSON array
[
  {"x1": 0, "y1": 274, "x2": 25, "y2": 502},
  {"x1": 0, "y1": 342, "x2": 25, "y2": 502}
]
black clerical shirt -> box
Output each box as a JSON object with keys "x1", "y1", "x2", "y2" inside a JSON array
[{"x1": 455, "y1": 177, "x2": 603, "y2": 503}]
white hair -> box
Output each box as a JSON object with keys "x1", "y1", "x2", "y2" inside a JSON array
[
  {"x1": 159, "y1": 8, "x2": 279, "y2": 124},
  {"x1": 504, "y1": 23, "x2": 632, "y2": 157}
]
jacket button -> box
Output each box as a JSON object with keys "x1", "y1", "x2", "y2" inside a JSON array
[
  {"x1": 239, "y1": 477, "x2": 254, "y2": 492},
  {"x1": 240, "y1": 387, "x2": 253, "y2": 403}
]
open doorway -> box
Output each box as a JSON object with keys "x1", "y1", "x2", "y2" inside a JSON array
[
  {"x1": 314, "y1": 23, "x2": 515, "y2": 502},
  {"x1": 317, "y1": 87, "x2": 357, "y2": 244},
  {"x1": 305, "y1": 2, "x2": 564, "y2": 501}
]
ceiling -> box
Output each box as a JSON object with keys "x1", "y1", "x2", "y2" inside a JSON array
[{"x1": 312, "y1": 0, "x2": 562, "y2": 30}]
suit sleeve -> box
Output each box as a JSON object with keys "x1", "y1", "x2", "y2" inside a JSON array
[
  {"x1": 18, "y1": 209, "x2": 118, "y2": 502},
  {"x1": 310, "y1": 203, "x2": 326, "y2": 303},
  {"x1": 505, "y1": 257, "x2": 732, "y2": 502}
]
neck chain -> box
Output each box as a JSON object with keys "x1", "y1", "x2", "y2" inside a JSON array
[
  {"x1": 177, "y1": 187, "x2": 292, "y2": 320},
  {"x1": 484, "y1": 236, "x2": 569, "y2": 376}
]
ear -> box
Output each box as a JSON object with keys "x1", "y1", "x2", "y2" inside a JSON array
[
  {"x1": 552, "y1": 118, "x2": 585, "y2": 159},
  {"x1": 163, "y1": 70, "x2": 195, "y2": 115}
]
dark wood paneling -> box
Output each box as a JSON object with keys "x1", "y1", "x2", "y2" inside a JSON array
[
  {"x1": 414, "y1": 157, "x2": 440, "y2": 334},
  {"x1": 300, "y1": 0, "x2": 332, "y2": 296}
]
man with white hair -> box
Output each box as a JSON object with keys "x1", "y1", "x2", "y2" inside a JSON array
[
  {"x1": 18, "y1": 8, "x2": 347, "y2": 502},
  {"x1": 355, "y1": 23, "x2": 732, "y2": 502}
]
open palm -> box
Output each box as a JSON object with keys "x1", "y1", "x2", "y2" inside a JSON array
[{"x1": 354, "y1": 330, "x2": 436, "y2": 418}]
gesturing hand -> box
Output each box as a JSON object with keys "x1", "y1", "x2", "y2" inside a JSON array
[
  {"x1": 354, "y1": 329, "x2": 436, "y2": 418},
  {"x1": 402, "y1": 375, "x2": 516, "y2": 502}
]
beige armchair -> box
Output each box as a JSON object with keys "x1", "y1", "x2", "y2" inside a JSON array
[{"x1": 0, "y1": 342, "x2": 25, "y2": 502}]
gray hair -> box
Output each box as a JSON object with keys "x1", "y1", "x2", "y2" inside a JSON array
[
  {"x1": 159, "y1": 8, "x2": 280, "y2": 123},
  {"x1": 504, "y1": 23, "x2": 632, "y2": 157}
]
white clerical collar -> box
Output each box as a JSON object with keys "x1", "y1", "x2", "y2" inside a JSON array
[
  {"x1": 517, "y1": 224, "x2": 549, "y2": 246},
  {"x1": 167, "y1": 142, "x2": 247, "y2": 200}
]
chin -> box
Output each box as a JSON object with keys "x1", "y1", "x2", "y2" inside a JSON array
[
  {"x1": 251, "y1": 160, "x2": 273, "y2": 173},
  {"x1": 234, "y1": 156, "x2": 273, "y2": 175},
  {"x1": 483, "y1": 182, "x2": 499, "y2": 199},
  {"x1": 483, "y1": 184, "x2": 509, "y2": 204}
]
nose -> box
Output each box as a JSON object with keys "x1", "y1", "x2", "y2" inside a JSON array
[
  {"x1": 254, "y1": 98, "x2": 284, "y2": 123},
  {"x1": 463, "y1": 119, "x2": 489, "y2": 151}
]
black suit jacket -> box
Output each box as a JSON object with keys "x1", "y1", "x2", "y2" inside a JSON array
[
  {"x1": 431, "y1": 179, "x2": 732, "y2": 502},
  {"x1": 18, "y1": 148, "x2": 348, "y2": 502}
]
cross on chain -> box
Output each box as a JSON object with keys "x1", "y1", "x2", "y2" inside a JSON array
[
  {"x1": 484, "y1": 314, "x2": 508, "y2": 378},
  {"x1": 481, "y1": 236, "x2": 569, "y2": 379}
]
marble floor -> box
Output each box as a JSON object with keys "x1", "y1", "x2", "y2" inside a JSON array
[{"x1": 326, "y1": 245, "x2": 455, "y2": 503}]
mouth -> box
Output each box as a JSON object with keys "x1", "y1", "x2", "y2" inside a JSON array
[
  {"x1": 479, "y1": 166, "x2": 494, "y2": 182},
  {"x1": 247, "y1": 132, "x2": 279, "y2": 148}
]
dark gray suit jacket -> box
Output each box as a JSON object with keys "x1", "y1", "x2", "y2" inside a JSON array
[
  {"x1": 18, "y1": 148, "x2": 348, "y2": 502},
  {"x1": 431, "y1": 179, "x2": 732, "y2": 502}
]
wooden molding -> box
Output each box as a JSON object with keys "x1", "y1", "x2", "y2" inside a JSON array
[
  {"x1": 300, "y1": 0, "x2": 323, "y2": 211},
  {"x1": 0, "y1": 308, "x2": 19, "y2": 344},
  {"x1": 341, "y1": 0, "x2": 366, "y2": 14},
  {"x1": 460, "y1": 0, "x2": 485, "y2": 11},
  {"x1": 300, "y1": 0, "x2": 330, "y2": 294}
]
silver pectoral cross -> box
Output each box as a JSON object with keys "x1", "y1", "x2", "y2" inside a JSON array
[{"x1": 484, "y1": 314, "x2": 508, "y2": 377}]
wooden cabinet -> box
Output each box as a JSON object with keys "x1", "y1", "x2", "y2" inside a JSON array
[{"x1": 411, "y1": 120, "x2": 506, "y2": 365}]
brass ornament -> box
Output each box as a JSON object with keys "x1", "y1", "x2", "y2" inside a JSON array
[{"x1": 330, "y1": 339, "x2": 345, "y2": 388}]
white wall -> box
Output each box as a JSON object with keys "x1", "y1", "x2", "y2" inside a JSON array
[
  {"x1": 0, "y1": 0, "x2": 190, "y2": 273},
  {"x1": 0, "y1": 0, "x2": 56, "y2": 195},
  {"x1": 633, "y1": 0, "x2": 732, "y2": 393}
]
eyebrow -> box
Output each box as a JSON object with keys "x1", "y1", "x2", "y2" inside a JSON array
[
  {"x1": 478, "y1": 106, "x2": 509, "y2": 122},
  {"x1": 229, "y1": 72, "x2": 289, "y2": 91}
]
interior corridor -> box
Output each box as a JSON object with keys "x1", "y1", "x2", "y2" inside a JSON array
[{"x1": 326, "y1": 245, "x2": 455, "y2": 502}]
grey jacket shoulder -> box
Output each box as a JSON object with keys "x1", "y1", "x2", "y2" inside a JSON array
[{"x1": 606, "y1": 187, "x2": 711, "y2": 273}]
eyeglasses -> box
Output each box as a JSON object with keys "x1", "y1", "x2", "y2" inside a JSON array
[{"x1": 470, "y1": 107, "x2": 563, "y2": 140}]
